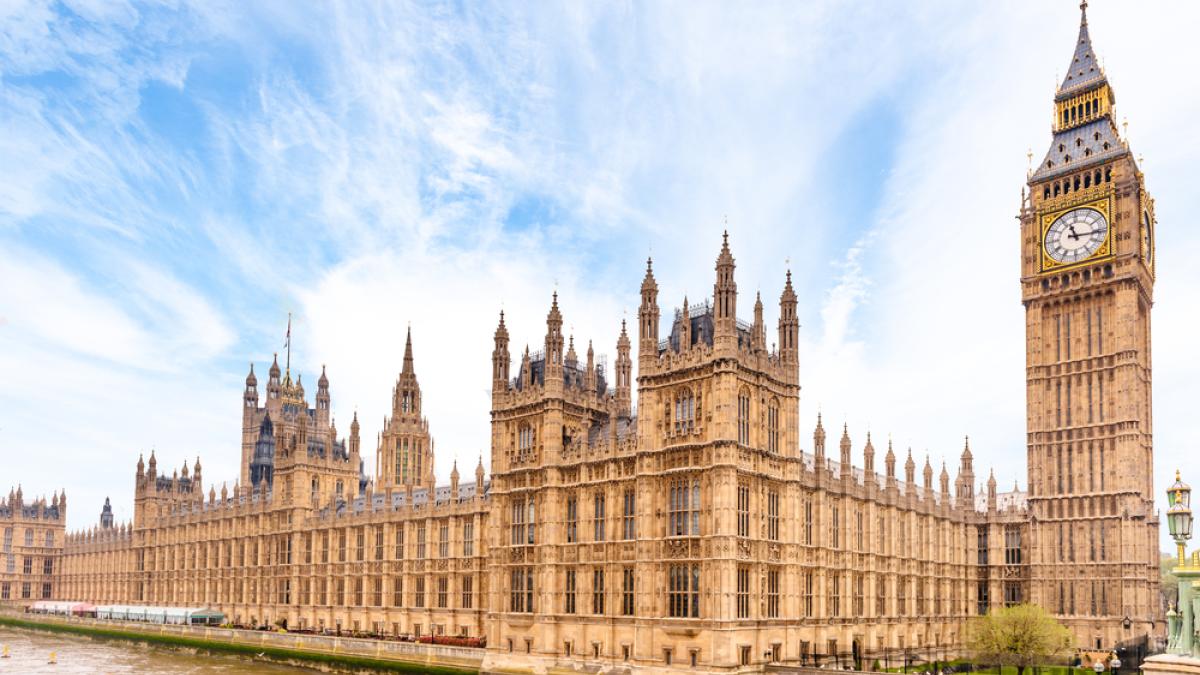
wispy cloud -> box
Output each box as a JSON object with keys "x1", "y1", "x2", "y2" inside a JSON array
[{"x1": 1, "y1": 1, "x2": 1198, "y2": 554}]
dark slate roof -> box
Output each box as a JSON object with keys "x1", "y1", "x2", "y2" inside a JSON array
[
  {"x1": 1030, "y1": 118, "x2": 1125, "y2": 182},
  {"x1": 1058, "y1": 8, "x2": 1103, "y2": 98}
]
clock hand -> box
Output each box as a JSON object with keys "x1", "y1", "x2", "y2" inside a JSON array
[{"x1": 1067, "y1": 225, "x2": 1081, "y2": 241}]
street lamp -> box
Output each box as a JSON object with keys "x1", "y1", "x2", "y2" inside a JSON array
[{"x1": 1167, "y1": 470, "x2": 1193, "y2": 565}]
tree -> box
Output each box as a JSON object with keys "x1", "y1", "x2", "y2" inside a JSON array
[
  {"x1": 966, "y1": 604, "x2": 1073, "y2": 675},
  {"x1": 1162, "y1": 552, "x2": 1179, "y2": 604}
]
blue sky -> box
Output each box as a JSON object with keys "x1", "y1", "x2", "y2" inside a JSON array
[{"x1": 2, "y1": 1, "x2": 1198, "y2": 550}]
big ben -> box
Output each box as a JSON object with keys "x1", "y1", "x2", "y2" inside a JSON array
[{"x1": 1021, "y1": 1, "x2": 1161, "y2": 652}]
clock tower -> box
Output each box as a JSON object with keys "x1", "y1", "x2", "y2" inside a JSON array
[{"x1": 1020, "y1": 1, "x2": 1160, "y2": 650}]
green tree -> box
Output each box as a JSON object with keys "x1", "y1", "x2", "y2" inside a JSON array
[
  {"x1": 1162, "y1": 552, "x2": 1179, "y2": 603},
  {"x1": 966, "y1": 604, "x2": 1073, "y2": 675}
]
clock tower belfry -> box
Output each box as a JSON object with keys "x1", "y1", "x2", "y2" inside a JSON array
[{"x1": 1020, "y1": 1, "x2": 1160, "y2": 650}]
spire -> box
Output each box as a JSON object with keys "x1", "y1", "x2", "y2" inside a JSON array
[
  {"x1": 246, "y1": 363, "x2": 257, "y2": 387},
  {"x1": 318, "y1": 364, "x2": 328, "y2": 388},
  {"x1": 638, "y1": 257, "x2": 660, "y2": 351},
  {"x1": 1059, "y1": 1, "x2": 1103, "y2": 95},
  {"x1": 778, "y1": 269, "x2": 798, "y2": 365},
  {"x1": 713, "y1": 231, "x2": 737, "y2": 345},
  {"x1": 269, "y1": 353, "x2": 280, "y2": 378},
  {"x1": 961, "y1": 435, "x2": 973, "y2": 461},
  {"x1": 493, "y1": 311, "x2": 511, "y2": 387},
  {"x1": 403, "y1": 326, "x2": 414, "y2": 375}
]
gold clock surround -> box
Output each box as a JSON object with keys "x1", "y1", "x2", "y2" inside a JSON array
[{"x1": 1039, "y1": 195, "x2": 1113, "y2": 274}]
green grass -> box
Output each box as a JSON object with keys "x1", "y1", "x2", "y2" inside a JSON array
[{"x1": 0, "y1": 615, "x2": 478, "y2": 675}]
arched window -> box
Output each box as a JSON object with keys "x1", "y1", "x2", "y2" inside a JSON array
[
  {"x1": 517, "y1": 424, "x2": 534, "y2": 456},
  {"x1": 767, "y1": 398, "x2": 780, "y2": 453},
  {"x1": 674, "y1": 388, "x2": 695, "y2": 433},
  {"x1": 737, "y1": 388, "x2": 751, "y2": 445}
]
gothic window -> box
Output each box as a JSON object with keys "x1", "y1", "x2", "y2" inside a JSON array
[
  {"x1": 977, "y1": 526, "x2": 988, "y2": 565},
  {"x1": 898, "y1": 576, "x2": 908, "y2": 616},
  {"x1": 766, "y1": 568, "x2": 780, "y2": 618},
  {"x1": 803, "y1": 571, "x2": 814, "y2": 617},
  {"x1": 767, "y1": 489, "x2": 779, "y2": 541},
  {"x1": 436, "y1": 576, "x2": 448, "y2": 608},
  {"x1": 668, "y1": 477, "x2": 701, "y2": 536},
  {"x1": 622, "y1": 489, "x2": 636, "y2": 540},
  {"x1": 853, "y1": 573, "x2": 864, "y2": 616},
  {"x1": 767, "y1": 398, "x2": 779, "y2": 453},
  {"x1": 23, "y1": 529, "x2": 32, "y2": 547},
  {"x1": 668, "y1": 564, "x2": 700, "y2": 618},
  {"x1": 517, "y1": 424, "x2": 534, "y2": 457},
  {"x1": 736, "y1": 566, "x2": 750, "y2": 618},
  {"x1": 509, "y1": 568, "x2": 533, "y2": 613},
  {"x1": 592, "y1": 568, "x2": 605, "y2": 614},
  {"x1": 375, "y1": 525, "x2": 385, "y2": 561},
  {"x1": 737, "y1": 482, "x2": 750, "y2": 537},
  {"x1": 977, "y1": 580, "x2": 989, "y2": 615},
  {"x1": 394, "y1": 524, "x2": 404, "y2": 559},
  {"x1": 511, "y1": 498, "x2": 534, "y2": 546},
  {"x1": 674, "y1": 388, "x2": 696, "y2": 433},
  {"x1": 1004, "y1": 527, "x2": 1022, "y2": 565},
  {"x1": 564, "y1": 569, "x2": 576, "y2": 614},
  {"x1": 462, "y1": 576, "x2": 473, "y2": 609},
  {"x1": 416, "y1": 523, "x2": 426, "y2": 559},
  {"x1": 830, "y1": 571, "x2": 841, "y2": 617},
  {"x1": 832, "y1": 503, "x2": 840, "y2": 549},
  {"x1": 594, "y1": 492, "x2": 607, "y2": 541},
  {"x1": 737, "y1": 388, "x2": 751, "y2": 445},
  {"x1": 622, "y1": 568, "x2": 635, "y2": 616},
  {"x1": 566, "y1": 494, "x2": 578, "y2": 543},
  {"x1": 803, "y1": 498, "x2": 813, "y2": 545},
  {"x1": 438, "y1": 522, "x2": 449, "y2": 557},
  {"x1": 876, "y1": 574, "x2": 886, "y2": 616}
]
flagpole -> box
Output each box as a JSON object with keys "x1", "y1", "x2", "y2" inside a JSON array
[{"x1": 285, "y1": 312, "x2": 292, "y2": 374}]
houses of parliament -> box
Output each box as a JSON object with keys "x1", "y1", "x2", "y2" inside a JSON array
[{"x1": 2, "y1": 4, "x2": 1163, "y2": 673}]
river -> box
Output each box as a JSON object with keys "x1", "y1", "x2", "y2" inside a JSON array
[{"x1": 0, "y1": 626, "x2": 321, "y2": 674}]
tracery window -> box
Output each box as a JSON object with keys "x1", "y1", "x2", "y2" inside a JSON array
[
  {"x1": 622, "y1": 489, "x2": 636, "y2": 540},
  {"x1": 737, "y1": 388, "x2": 751, "y2": 444},
  {"x1": 565, "y1": 494, "x2": 578, "y2": 543},
  {"x1": 766, "y1": 568, "x2": 780, "y2": 618},
  {"x1": 510, "y1": 567, "x2": 533, "y2": 613},
  {"x1": 511, "y1": 498, "x2": 535, "y2": 545},
  {"x1": 517, "y1": 424, "x2": 534, "y2": 457},
  {"x1": 668, "y1": 564, "x2": 700, "y2": 618},
  {"x1": 673, "y1": 388, "x2": 696, "y2": 433},
  {"x1": 767, "y1": 398, "x2": 779, "y2": 453},
  {"x1": 737, "y1": 483, "x2": 750, "y2": 538},
  {"x1": 592, "y1": 568, "x2": 605, "y2": 614},
  {"x1": 767, "y1": 489, "x2": 779, "y2": 541},
  {"x1": 668, "y1": 477, "x2": 701, "y2": 537},
  {"x1": 736, "y1": 566, "x2": 750, "y2": 618},
  {"x1": 593, "y1": 493, "x2": 606, "y2": 542}
]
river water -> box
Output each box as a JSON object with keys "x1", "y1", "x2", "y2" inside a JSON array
[{"x1": 0, "y1": 627, "x2": 320, "y2": 674}]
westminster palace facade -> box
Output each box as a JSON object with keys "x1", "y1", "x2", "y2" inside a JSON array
[{"x1": 9, "y1": 4, "x2": 1163, "y2": 673}]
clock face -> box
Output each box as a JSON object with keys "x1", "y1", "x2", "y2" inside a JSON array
[
  {"x1": 1044, "y1": 208, "x2": 1108, "y2": 264},
  {"x1": 1142, "y1": 209, "x2": 1154, "y2": 265}
]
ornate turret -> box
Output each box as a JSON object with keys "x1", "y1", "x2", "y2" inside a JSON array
[
  {"x1": 885, "y1": 440, "x2": 896, "y2": 484},
  {"x1": 450, "y1": 460, "x2": 460, "y2": 494},
  {"x1": 713, "y1": 231, "x2": 737, "y2": 349},
  {"x1": 752, "y1": 292, "x2": 766, "y2": 353},
  {"x1": 940, "y1": 462, "x2": 950, "y2": 498},
  {"x1": 615, "y1": 321, "x2": 632, "y2": 417},
  {"x1": 923, "y1": 455, "x2": 934, "y2": 491},
  {"x1": 839, "y1": 424, "x2": 852, "y2": 479},
  {"x1": 492, "y1": 311, "x2": 510, "y2": 390},
  {"x1": 957, "y1": 436, "x2": 975, "y2": 504},
  {"x1": 904, "y1": 449, "x2": 915, "y2": 485},
  {"x1": 987, "y1": 469, "x2": 998, "y2": 511},
  {"x1": 476, "y1": 455, "x2": 486, "y2": 491},
  {"x1": 638, "y1": 258, "x2": 660, "y2": 362},
  {"x1": 813, "y1": 413, "x2": 827, "y2": 465},
  {"x1": 244, "y1": 363, "x2": 258, "y2": 410},
  {"x1": 316, "y1": 365, "x2": 331, "y2": 424},
  {"x1": 778, "y1": 270, "x2": 798, "y2": 366},
  {"x1": 267, "y1": 354, "x2": 282, "y2": 401}
]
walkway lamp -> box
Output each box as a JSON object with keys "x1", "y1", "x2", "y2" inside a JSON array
[{"x1": 1167, "y1": 470, "x2": 1193, "y2": 565}]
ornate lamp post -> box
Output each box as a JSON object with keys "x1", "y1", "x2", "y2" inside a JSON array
[
  {"x1": 1166, "y1": 470, "x2": 1197, "y2": 657},
  {"x1": 1168, "y1": 471, "x2": 1194, "y2": 565}
]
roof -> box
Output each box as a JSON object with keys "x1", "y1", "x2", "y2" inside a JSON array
[
  {"x1": 1058, "y1": 5, "x2": 1103, "y2": 98},
  {"x1": 1030, "y1": 117, "x2": 1125, "y2": 182}
]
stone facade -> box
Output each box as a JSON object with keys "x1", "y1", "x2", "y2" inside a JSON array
[
  {"x1": 1020, "y1": 0, "x2": 1162, "y2": 652},
  {"x1": 0, "y1": 487, "x2": 65, "y2": 604},
  {"x1": 27, "y1": 4, "x2": 1164, "y2": 673}
]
